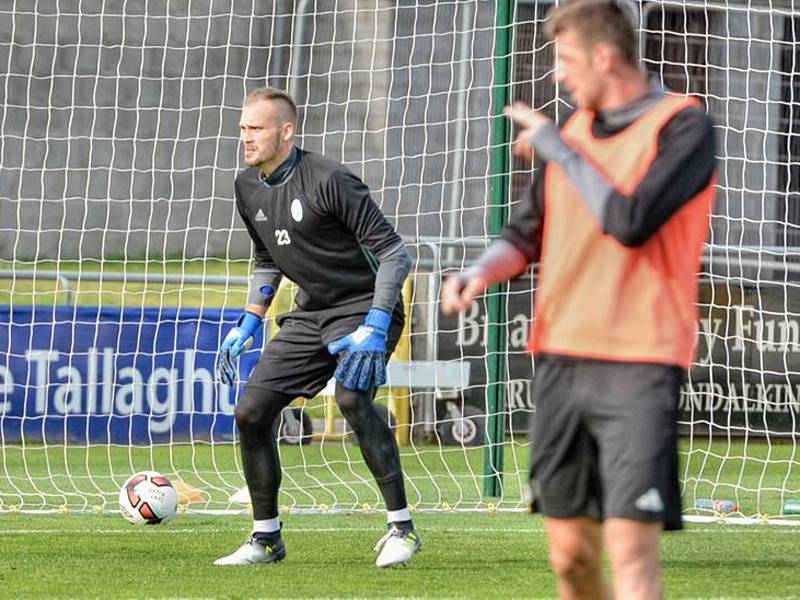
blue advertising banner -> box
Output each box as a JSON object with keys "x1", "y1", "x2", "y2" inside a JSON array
[{"x1": 0, "y1": 306, "x2": 264, "y2": 445}]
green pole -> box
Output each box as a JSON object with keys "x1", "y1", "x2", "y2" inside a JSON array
[{"x1": 483, "y1": 0, "x2": 514, "y2": 499}]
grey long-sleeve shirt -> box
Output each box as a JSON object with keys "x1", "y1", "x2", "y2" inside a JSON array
[{"x1": 484, "y1": 89, "x2": 716, "y2": 282}]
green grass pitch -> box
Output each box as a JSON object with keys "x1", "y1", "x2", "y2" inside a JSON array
[
  {"x1": 2, "y1": 512, "x2": 799, "y2": 599},
  {"x1": 2, "y1": 441, "x2": 800, "y2": 599}
]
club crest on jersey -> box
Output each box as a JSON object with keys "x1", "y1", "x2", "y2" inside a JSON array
[
  {"x1": 254, "y1": 209, "x2": 267, "y2": 222},
  {"x1": 291, "y1": 198, "x2": 304, "y2": 222}
]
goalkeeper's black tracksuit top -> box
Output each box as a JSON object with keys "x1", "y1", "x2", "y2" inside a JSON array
[{"x1": 234, "y1": 147, "x2": 410, "y2": 314}]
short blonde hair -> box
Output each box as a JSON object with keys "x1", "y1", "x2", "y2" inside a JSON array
[
  {"x1": 244, "y1": 87, "x2": 297, "y2": 126},
  {"x1": 546, "y1": 0, "x2": 637, "y2": 65}
]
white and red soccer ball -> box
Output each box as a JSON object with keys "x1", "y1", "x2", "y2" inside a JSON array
[{"x1": 119, "y1": 471, "x2": 178, "y2": 525}]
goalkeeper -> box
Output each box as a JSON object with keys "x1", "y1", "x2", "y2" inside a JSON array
[
  {"x1": 214, "y1": 87, "x2": 419, "y2": 568},
  {"x1": 442, "y1": 1, "x2": 716, "y2": 598}
]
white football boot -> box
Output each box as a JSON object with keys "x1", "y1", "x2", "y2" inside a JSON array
[
  {"x1": 213, "y1": 535, "x2": 286, "y2": 566},
  {"x1": 374, "y1": 525, "x2": 422, "y2": 568}
]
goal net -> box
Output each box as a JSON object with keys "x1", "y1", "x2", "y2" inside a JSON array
[
  {"x1": 637, "y1": 0, "x2": 800, "y2": 523},
  {"x1": 1, "y1": 1, "x2": 798, "y2": 523}
]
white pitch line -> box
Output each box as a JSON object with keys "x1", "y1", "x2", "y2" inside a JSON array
[
  {"x1": 0, "y1": 527, "x2": 544, "y2": 536},
  {"x1": 1, "y1": 525, "x2": 798, "y2": 536}
]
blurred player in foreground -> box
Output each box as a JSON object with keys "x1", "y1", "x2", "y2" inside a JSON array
[{"x1": 442, "y1": 1, "x2": 716, "y2": 597}]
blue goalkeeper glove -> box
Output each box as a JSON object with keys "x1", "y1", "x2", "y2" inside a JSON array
[
  {"x1": 217, "y1": 311, "x2": 263, "y2": 386},
  {"x1": 327, "y1": 308, "x2": 391, "y2": 392}
]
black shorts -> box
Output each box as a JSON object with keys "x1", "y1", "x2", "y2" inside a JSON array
[
  {"x1": 247, "y1": 300, "x2": 404, "y2": 398},
  {"x1": 529, "y1": 355, "x2": 684, "y2": 530}
]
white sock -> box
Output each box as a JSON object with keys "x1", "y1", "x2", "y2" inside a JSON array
[
  {"x1": 253, "y1": 517, "x2": 281, "y2": 534},
  {"x1": 386, "y1": 508, "x2": 411, "y2": 524}
]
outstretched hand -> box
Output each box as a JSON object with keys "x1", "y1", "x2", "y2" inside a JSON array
[
  {"x1": 440, "y1": 274, "x2": 488, "y2": 315},
  {"x1": 504, "y1": 102, "x2": 553, "y2": 162}
]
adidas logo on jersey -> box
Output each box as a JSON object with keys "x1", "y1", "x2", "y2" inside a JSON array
[
  {"x1": 634, "y1": 488, "x2": 664, "y2": 513},
  {"x1": 254, "y1": 209, "x2": 267, "y2": 222}
]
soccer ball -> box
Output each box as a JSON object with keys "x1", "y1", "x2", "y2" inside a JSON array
[{"x1": 119, "y1": 471, "x2": 178, "y2": 525}]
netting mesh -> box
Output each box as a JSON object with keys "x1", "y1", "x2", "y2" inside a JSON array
[{"x1": 0, "y1": 1, "x2": 798, "y2": 522}]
